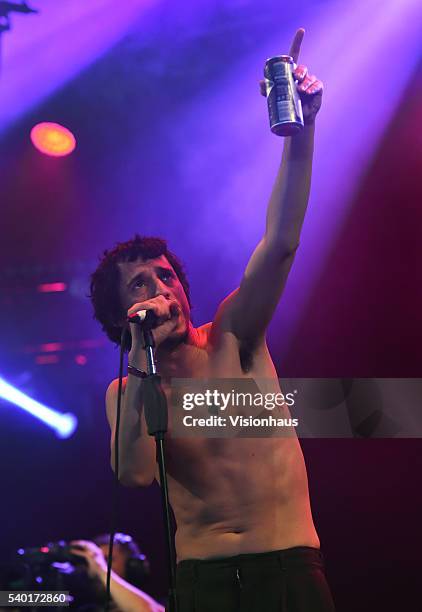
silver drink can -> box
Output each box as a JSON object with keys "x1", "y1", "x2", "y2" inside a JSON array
[{"x1": 264, "y1": 55, "x2": 304, "y2": 136}]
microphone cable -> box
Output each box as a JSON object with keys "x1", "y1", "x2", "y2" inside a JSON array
[{"x1": 105, "y1": 324, "x2": 129, "y2": 611}]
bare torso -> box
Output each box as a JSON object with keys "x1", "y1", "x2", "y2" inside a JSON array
[{"x1": 155, "y1": 323, "x2": 320, "y2": 561}]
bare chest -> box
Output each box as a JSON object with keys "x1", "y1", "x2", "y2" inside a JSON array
[{"x1": 155, "y1": 334, "x2": 298, "y2": 506}]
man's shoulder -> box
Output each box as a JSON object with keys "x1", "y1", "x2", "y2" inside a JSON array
[
  {"x1": 106, "y1": 376, "x2": 128, "y2": 399},
  {"x1": 195, "y1": 322, "x2": 213, "y2": 347}
]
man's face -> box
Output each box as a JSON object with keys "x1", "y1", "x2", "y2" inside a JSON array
[{"x1": 118, "y1": 255, "x2": 191, "y2": 340}]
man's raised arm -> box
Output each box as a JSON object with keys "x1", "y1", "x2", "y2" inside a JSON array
[{"x1": 217, "y1": 28, "x2": 323, "y2": 345}]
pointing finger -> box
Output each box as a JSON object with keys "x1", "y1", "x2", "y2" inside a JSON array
[{"x1": 288, "y1": 28, "x2": 305, "y2": 64}]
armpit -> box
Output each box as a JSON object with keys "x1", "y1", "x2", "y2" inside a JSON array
[{"x1": 239, "y1": 343, "x2": 254, "y2": 373}]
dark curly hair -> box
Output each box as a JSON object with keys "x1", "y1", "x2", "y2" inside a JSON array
[{"x1": 90, "y1": 235, "x2": 191, "y2": 345}]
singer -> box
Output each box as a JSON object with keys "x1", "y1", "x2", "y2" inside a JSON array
[{"x1": 90, "y1": 29, "x2": 335, "y2": 612}]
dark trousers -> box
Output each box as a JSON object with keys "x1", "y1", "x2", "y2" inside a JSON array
[{"x1": 176, "y1": 546, "x2": 336, "y2": 612}]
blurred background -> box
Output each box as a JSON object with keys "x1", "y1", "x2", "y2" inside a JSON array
[{"x1": 0, "y1": 0, "x2": 421, "y2": 609}]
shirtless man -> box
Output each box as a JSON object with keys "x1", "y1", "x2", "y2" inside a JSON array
[{"x1": 90, "y1": 29, "x2": 335, "y2": 612}]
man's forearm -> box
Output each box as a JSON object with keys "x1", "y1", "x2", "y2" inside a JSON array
[
  {"x1": 96, "y1": 566, "x2": 162, "y2": 612},
  {"x1": 265, "y1": 123, "x2": 315, "y2": 253},
  {"x1": 110, "y1": 376, "x2": 156, "y2": 486}
]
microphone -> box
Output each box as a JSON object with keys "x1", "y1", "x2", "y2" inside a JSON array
[{"x1": 127, "y1": 309, "x2": 158, "y2": 330}]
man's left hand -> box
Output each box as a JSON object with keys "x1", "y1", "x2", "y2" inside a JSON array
[{"x1": 260, "y1": 28, "x2": 323, "y2": 125}]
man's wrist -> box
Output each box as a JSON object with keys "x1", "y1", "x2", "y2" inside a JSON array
[
  {"x1": 128, "y1": 347, "x2": 148, "y2": 370},
  {"x1": 284, "y1": 121, "x2": 315, "y2": 159},
  {"x1": 128, "y1": 364, "x2": 147, "y2": 379}
]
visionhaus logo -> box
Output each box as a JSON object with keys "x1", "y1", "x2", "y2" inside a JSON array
[{"x1": 172, "y1": 377, "x2": 422, "y2": 439}]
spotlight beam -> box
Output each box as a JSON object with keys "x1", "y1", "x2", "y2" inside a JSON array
[{"x1": 0, "y1": 376, "x2": 77, "y2": 438}]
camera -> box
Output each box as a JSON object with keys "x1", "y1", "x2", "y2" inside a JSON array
[{"x1": 16, "y1": 541, "x2": 88, "y2": 566}]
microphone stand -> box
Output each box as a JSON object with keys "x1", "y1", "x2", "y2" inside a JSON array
[{"x1": 141, "y1": 326, "x2": 178, "y2": 612}]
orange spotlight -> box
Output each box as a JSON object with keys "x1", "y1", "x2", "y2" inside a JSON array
[{"x1": 30, "y1": 122, "x2": 76, "y2": 157}]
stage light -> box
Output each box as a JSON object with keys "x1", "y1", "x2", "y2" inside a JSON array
[
  {"x1": 40, "y1": 342, "x2": 63, "y2": 353},
  {"x1": 30, "y1": 122, "x2": 76, "y2": 157},
  {"x1": 37, "y1": 282, "x2": 67, "y2": 293},
  {"x1": 0, "y1": 375, "x2": 77, "y2": 438}
]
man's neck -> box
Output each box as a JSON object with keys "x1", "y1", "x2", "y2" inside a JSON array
[{"x1": 155, "y1": 322, "x2": 203, "y2": 379}]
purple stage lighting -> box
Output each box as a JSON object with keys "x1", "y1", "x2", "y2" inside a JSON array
[{"x1": 0, "y1": 0, "x2": 157, "y2": 132}]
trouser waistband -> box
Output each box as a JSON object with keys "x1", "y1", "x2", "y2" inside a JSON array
[{"x1": 177, "y1": 546, "x2": 324, "y2": 580}]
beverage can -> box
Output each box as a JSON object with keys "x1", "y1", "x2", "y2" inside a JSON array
[{"x1": 264, "y1": 55, "x2": 304, "y2": 136}]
